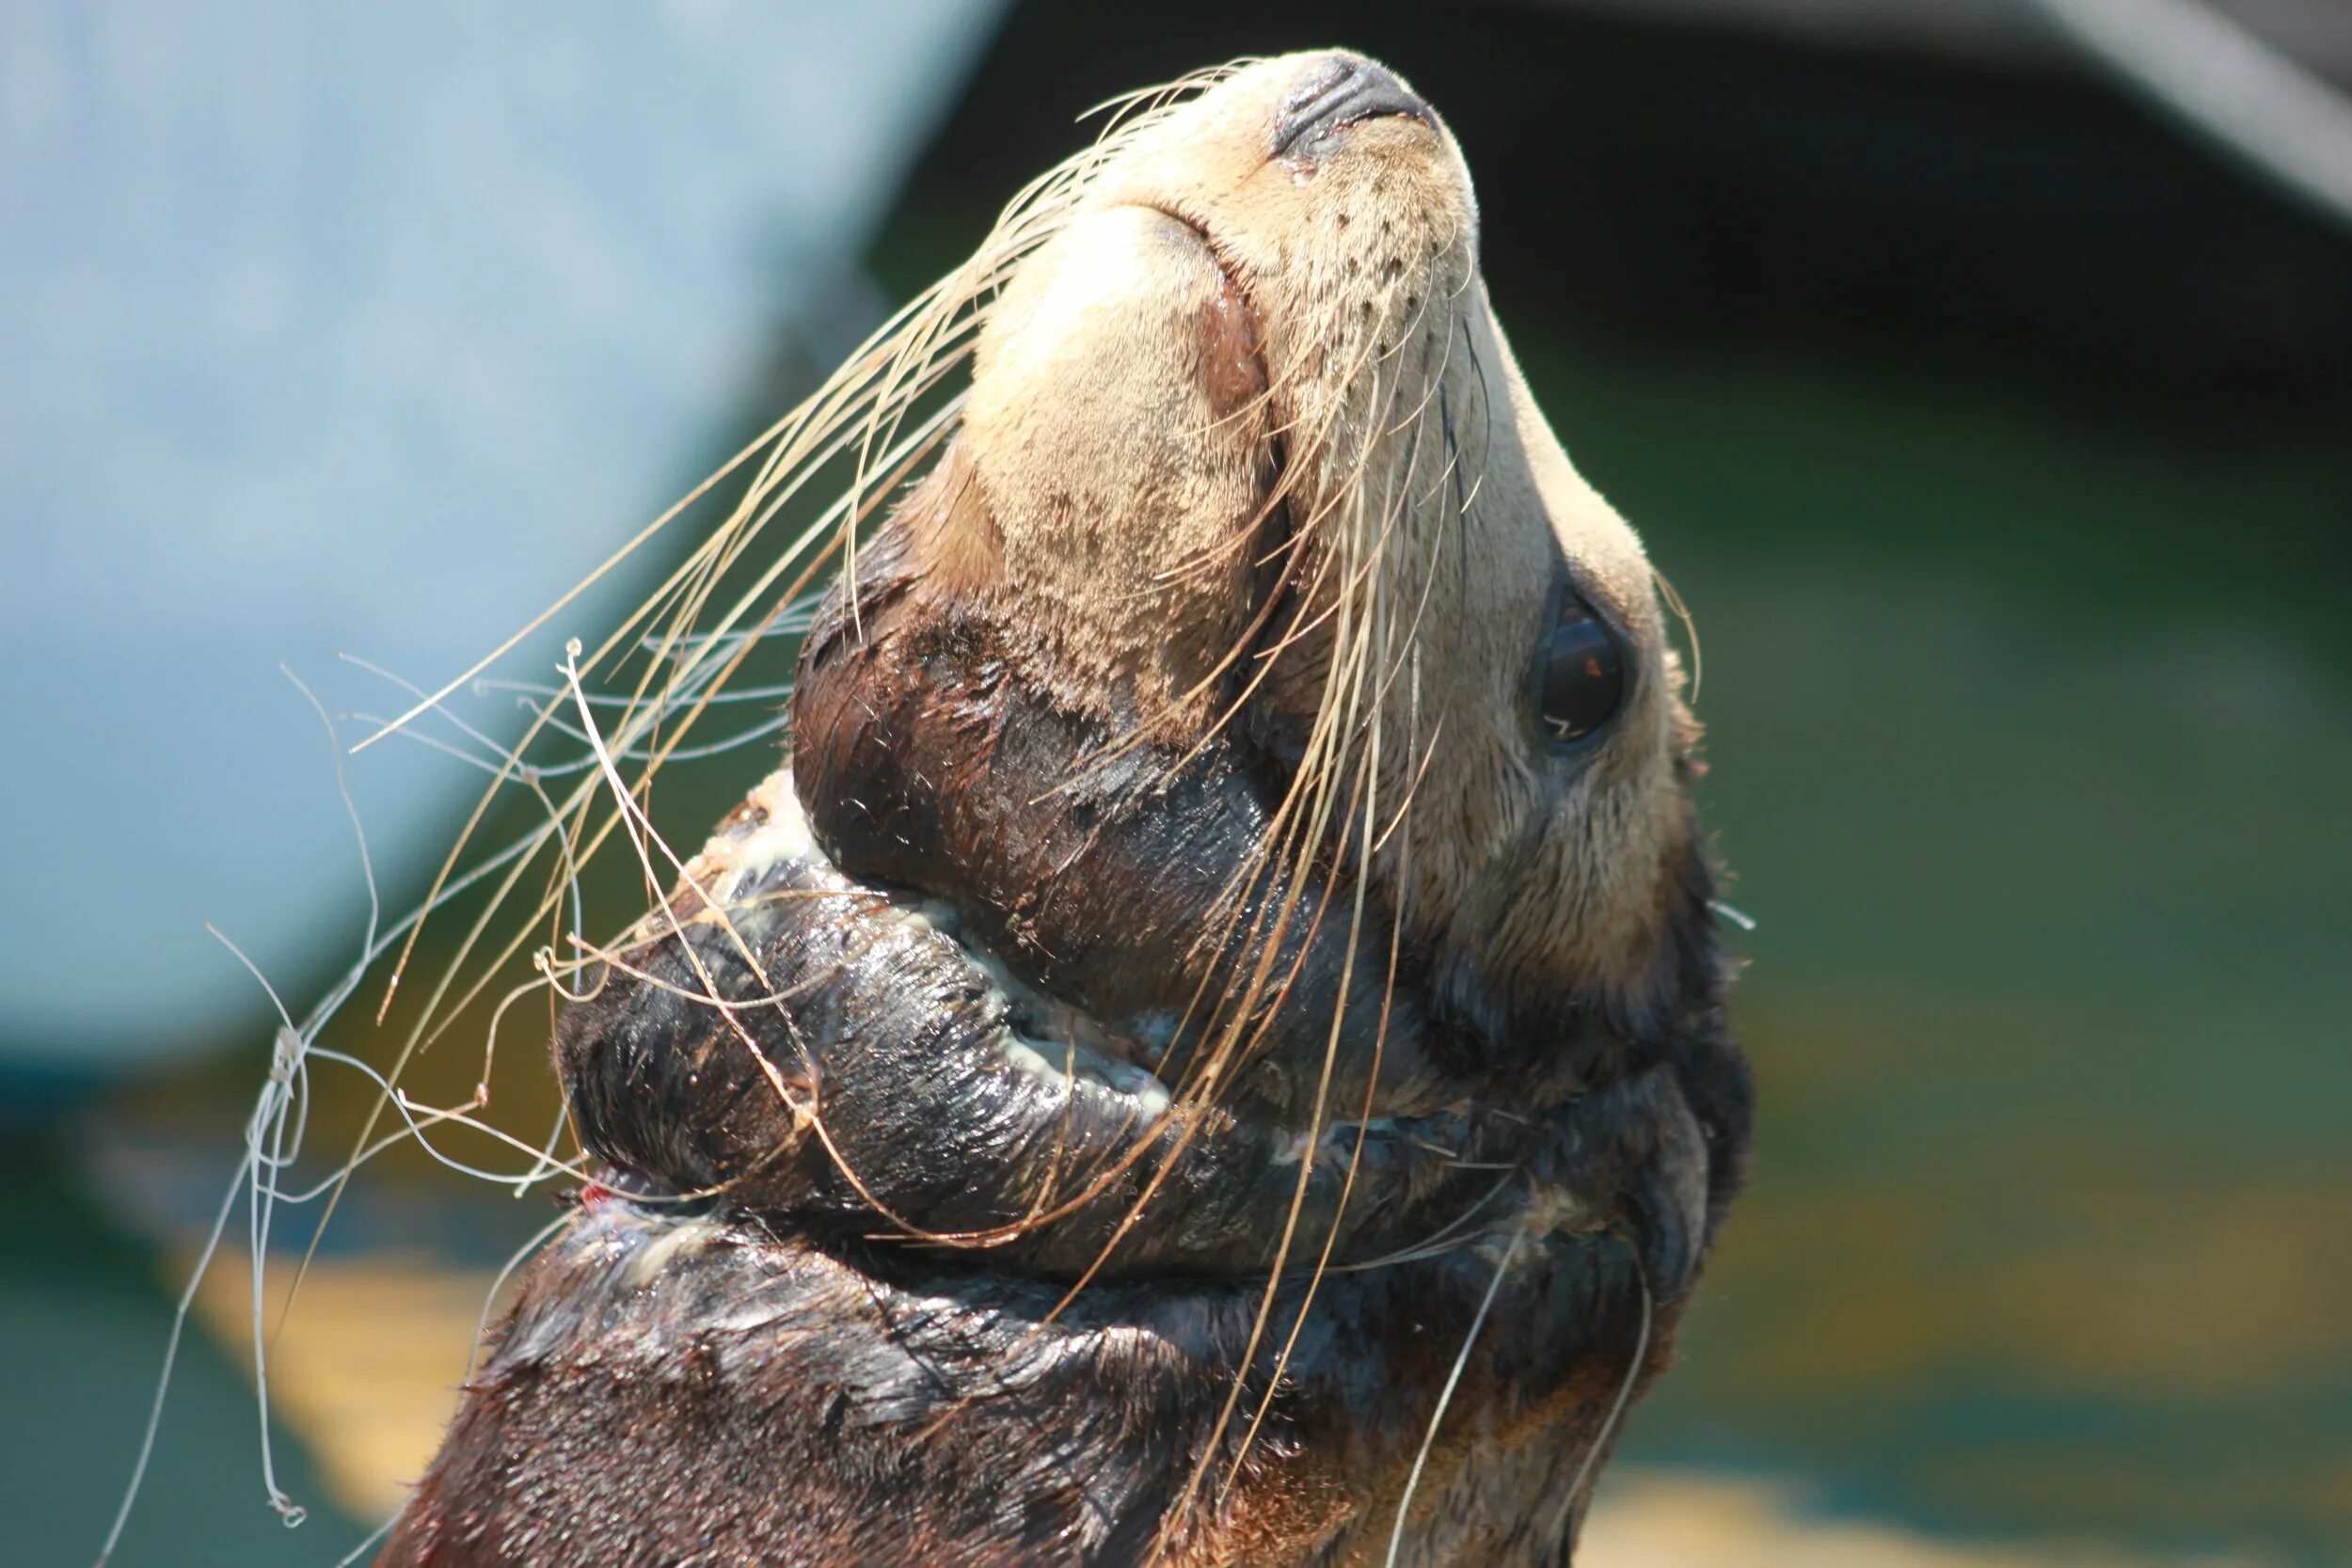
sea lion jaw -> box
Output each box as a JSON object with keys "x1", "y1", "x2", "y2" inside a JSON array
[{"x1": 961, "y1": 50, "x2": 1695, "y2": 1039}]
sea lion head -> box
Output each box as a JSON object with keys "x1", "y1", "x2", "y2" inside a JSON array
[
  {"x1": 547, "y1": 47, "x2": 1736, "y2": 1283},
  {"x1": 532, "y1": 47, "x2": 1744, "y2": 1311},
  {"x1": 941, "y1": 49, "x2": 1695, "y2": 1053},
  {"x1": 556, "y1": 50, "x2": 1733, "y2": 1279}
]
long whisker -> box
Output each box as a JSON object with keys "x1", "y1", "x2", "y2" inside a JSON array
[{"x1": 1382, "y1": 1223, "x2": 1529, "y2": 1568}]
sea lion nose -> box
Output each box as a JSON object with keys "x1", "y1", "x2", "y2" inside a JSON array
[{"x1": 1271, "y1": 54, "x2": 1432, "y2": 157}]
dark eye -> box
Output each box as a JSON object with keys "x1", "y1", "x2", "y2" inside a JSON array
[{"x1": 1534, "y1": 595, "x2": 1625, "y2": 746}]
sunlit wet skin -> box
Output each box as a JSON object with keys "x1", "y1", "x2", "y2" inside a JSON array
[{"x1": 382, "y1": 50, "x2": 1751, "y2": 1567}]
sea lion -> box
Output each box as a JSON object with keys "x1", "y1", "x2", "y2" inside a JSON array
[{"x1": 378, "y1": 49, "x2": 1751, "y2": 1567}]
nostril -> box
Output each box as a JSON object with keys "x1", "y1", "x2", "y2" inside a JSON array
[
  {"x1": 1277, "y1": 55, "x2": 1358, "y2": 127},
  {"x1": 1271, "y1": 55, "x2": 1432, "y2": 158}
]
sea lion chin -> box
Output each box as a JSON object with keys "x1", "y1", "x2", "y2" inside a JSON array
[{"x1": 380, "y1": 50, "x2": 1752, "y2": 1567}]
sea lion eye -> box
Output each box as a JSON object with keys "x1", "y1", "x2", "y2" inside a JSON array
[{"x1": 1534, "y1": 594, "x2": 1625, "y2": 746}]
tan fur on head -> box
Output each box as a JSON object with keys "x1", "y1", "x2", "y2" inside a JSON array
[{"x1": 955, "y1": 51, "x2": 1694, "y2": 1023}]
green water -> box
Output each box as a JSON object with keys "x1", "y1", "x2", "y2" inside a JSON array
[
  {"x1": 1518, "y1": 341, "x2": 2352, "y2": 1560},
  {"x1": 1, "y1": 1148, "x2": 371, "y2": 1565}
]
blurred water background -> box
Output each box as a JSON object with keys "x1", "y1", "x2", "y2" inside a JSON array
[{"x1": 4, "y1": 2, "x2": 2347, "y2": 1564}]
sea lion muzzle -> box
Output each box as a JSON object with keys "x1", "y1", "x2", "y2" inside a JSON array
[{"x1": 381, "y1": 49, "x2": 1752, "y2": 1567}]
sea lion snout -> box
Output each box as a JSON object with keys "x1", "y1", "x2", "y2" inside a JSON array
[{"x1": 1270, "y1": 52, "x2": 1433, "y2": 157}]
